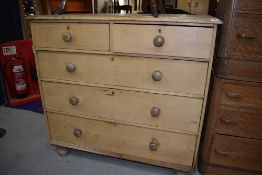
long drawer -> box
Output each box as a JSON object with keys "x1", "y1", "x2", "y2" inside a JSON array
[
  {"x1": 38, "y1": 51, "x2": 208, "y2": 95},
  {"x1": 42, "y1": 81, "x2": 203, "y2": 133},
  {"x1": 217, "y1": 107, "x2": 262, "y2": 139},
  {"x1": 47, "y1": 112, "x2": 196, "y2": 167},
  {"x1": 221, "y1": 82, "x2": 262, "y2": 109},
  {"x1": 236, "y1": 0, "x2": 262, "y2": 14},
  {"x1": 215, "y1": 58, "x2": 262, "y2": 82},
  {"x1": 31, "y1": 23, "x2": 109, "y2": 51},
  {"x1": 210, "y1": 134, "x2": 262, "y2": 172},
  {"x1": 229, "y1": 13, "x2": 262, "y2": 62},
  {"x1": 111, "y1": 24, "x2": 213, "y2": 59}
]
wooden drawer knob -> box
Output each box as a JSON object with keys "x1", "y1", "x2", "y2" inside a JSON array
[
  {"x1": 62, "y1": 32, "x2": 72, "y2": 42},
  {"x1": 153, "y1": 35, "x2": 165, "y2": 47},
  {"x1": 73, "y1": 128, "x2": 82, "y2": 137},
  {"x1": 69, "y1": 96, "x2": 79, "y2": 105},
  {"x1": 151, "y1": 107, "x2": 160, "y2": 118},
  {"x1": 149, "y1": 138, "x2": 160, "y2": 151},
  {"x1": 66, "y1": 63, "x2": 76, "y2": 72},
  {"x1": 152, "y1": 70, "x2": 162, "y2": 81}
]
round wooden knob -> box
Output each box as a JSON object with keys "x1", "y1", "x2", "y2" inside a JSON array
[
  {"x1": 152, "y1": 70, "x2": 162, "y2": 81},
  {"x1": 151, "y1": 107, "x2": 160, "y2": 118},
  {"x1": 69, "y1": 96, "x2": 79, "y2": 105},
  {"x1": 153, "y1": 35, "x2": 165, "y2": 47},
  {"x1": 149, "y1": 139, "x2": 159, "y2": 151},
  {"x1": 62, "y1": 32, "x2": 72, "y2": 42},
  {"x1": 66, "y1": 63, "x2": 76, "y2": 72},
  {"x1": 73, "y1": 128, "x2": 82, "y2": 137}
]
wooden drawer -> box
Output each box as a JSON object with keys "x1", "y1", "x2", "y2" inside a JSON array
[
  {"x1": 229, "y1": 14, "x2": 262, "y2": 62},
  {"x1": 47, "y1": 112, "x2": 196, "y2": 167},
  {"x1": 111, "y1": 24, "x2": 213, "y2": 59},
  {"x1": 38, "y1": 51, "x2": 208, "y2": 95},
  {"x1": 217, "y1": 107, "x2": 262, "y2": 139},
  {"x1": 31, "y1": 23, "x2": 109, "y2": 51},
  {"x1": 42, "y1": 81, "x2": 203, "y2": 133},
  {"x1": 221, "y1": 82, "x2": 262, "y2": 109},
  {"x1": 236, "y1": 0, "x2": 262, "y2": 14},
  {"x1": 210, "y1": 134, "x2": 262, "y2": 172},
  {"x1": 215, "y1": 58, "x2": 262, "y2": 82}
]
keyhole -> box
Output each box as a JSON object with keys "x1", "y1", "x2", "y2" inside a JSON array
[
  {"x1": 67, "y1": 26, "x2": 70, "y2": 30},
  {"x1": 111, "y1": 57, "x2": 114, "y2": 61},
  {"x1": 158, "y1": 29, "x2": 162, "y2": 33}
]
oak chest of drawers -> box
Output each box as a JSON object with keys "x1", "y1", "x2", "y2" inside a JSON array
[
  {"x1": 30, "y1": 14, "x2": 220, "y2": 171},
  {"x1": 200, "y1": 0, "x2": 262, "y2": 175}
]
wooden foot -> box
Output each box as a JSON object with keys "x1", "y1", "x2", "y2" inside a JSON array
[{"x1": 56, "y1": 146, "x2": 70, "y2": 156}]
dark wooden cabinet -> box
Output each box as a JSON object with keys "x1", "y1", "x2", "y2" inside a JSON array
[
  {"x1": 200, "y1": 0, "x2": 262, "y2": 174},
  {"x1": 214, "y1": 0, "x2": 262, "y2": 82}
]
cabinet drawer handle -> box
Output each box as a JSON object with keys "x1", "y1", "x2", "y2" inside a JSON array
[
  {"x1": 66, "y1": 63, "x2": 76, "y2": 72},
  {"x1": 220, "y1": 118, "x2": 238, "y2": 125},
  {"x1": 69, "y1": 96, "x2": 79, "y2": 105},
  {"x1": 224, "y1": 92, "x2": 243, "y2": 99},
  {"x1": 153, "y1": 35, "x2": 165, "y2": 47},
  {"x1": 215, "y1": 149, "x2": 231, "y2": 157},
  {"x1": 149, "y1": 138, "x2": 160, "y2": 151},
  {"x1": 237, "y1": 33, "x2": 257, "y2": 40},
  {"x1": 152, "y1": 70, "x2": 162, "y2": 81},
  {"x1": 62, "y1": 32, "x2": 72, "y2": 42},
  {"x1": 151, "y1": 107, "x2": 160, "y2": 118},
  {"x1": 73, "y1": 128, "x2": 82, "y2": 137}
]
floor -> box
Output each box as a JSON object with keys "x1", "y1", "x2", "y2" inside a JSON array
[{"x1": 0, "y1": 106, "x2": 200, "y2": 175}]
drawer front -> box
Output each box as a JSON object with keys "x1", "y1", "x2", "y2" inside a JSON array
[
  {"x1": 38, "y1": 51, "x2": 208, "y2": 95},
  {"x1": 229, "y1": 14, "x2": 262, "y2": 62},
  {"x1": 111, "y1": 24, "x2": 213, "y2": 59},
  {"x1": 221, "y1": 82, "x2": 262, "y2": 109},
  {"x1": 32, "y1": 23, "x2": 109, "y2": 51},
  {"x1": 217, "y1": 107, "x2": 262, "y2": 139},
  {"x1": 47, "y1": 112, "x2": 196, "y2": 166},
  {"x1": 42, "y1": 81, "x2": 203, "y2": 133},
  {"x1": 236, "y1": 0, "x2": 262, "y2": 14},
  {"x1": 215, "y1": 58, "x2": 262, "y2": 82},
  {"x1": 210, "y1": 134, "x2": 262, "y2": 172}
]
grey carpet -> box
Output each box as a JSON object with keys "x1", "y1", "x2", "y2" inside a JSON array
[{"x1": 0, "y1": 106, "x2": 199, "y2": 175}]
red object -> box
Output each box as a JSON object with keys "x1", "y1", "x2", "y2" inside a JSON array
[{"x1": 0, "y1": 40, "x2": 41, "y2": 106}]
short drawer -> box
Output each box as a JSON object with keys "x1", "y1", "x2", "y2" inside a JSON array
[
  {"x1": 210, "y1": 134, "x2": 262, "y2": 172},
  {"x1": 221, "y1": 82, "x2": 262, "y2": 109},
  {"x1": 111, "y1": 24, "x2": 213, "y2": 59},
  {"x1": 38, "y1": 51, "x2": 208, "y2": 95},
  {"x1": 31, "y1": 23, "x2": 109, "y2": 51},
  {"x1": 229, "y1": 14, "x2": 262, "y2": 62},
  {"x1": 217, "y1": 107, "x2": 262, "y2": 139},
  {"x1": 47, "y1": 112, "x2": 196, "y2": 167},
  {"x1": 236, "y1": 0, "x2": 262, "y2": 14},
  {"x1": 42, "y1": 81, "x2": 203, "y2": 133}
]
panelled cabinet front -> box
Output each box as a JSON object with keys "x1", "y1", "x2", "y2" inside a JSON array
[{"x1": 30, "y1": 15, "x2": 220, "y2": 171}]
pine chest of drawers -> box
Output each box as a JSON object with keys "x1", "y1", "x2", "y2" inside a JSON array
[{"x1": 30, "y1": 14, "x2": 221, "y2": 171}]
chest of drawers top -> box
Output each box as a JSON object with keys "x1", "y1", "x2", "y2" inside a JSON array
[{"x1": 30, "y1": 14, "x2": 221, "y2": 60}]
